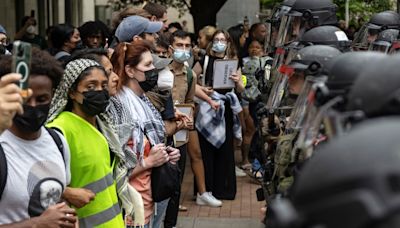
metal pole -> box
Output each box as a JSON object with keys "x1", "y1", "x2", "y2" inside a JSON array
[{"x1": 345, "y1": 0, "x2": 350, "y2": 28}]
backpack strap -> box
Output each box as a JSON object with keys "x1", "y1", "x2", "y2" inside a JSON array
[
  {"x1": 45, "y1": 128, "x2": 65, "y2": 164},
  {"x1": 185, "y1": 66, "x2": 193, "y2": 90},
  {"x1": 0, "y1": 144, "x2": 7, "y2": 200}
]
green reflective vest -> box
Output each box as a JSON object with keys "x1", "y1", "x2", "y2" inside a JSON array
[{"x1": 47, "y1": 111, "x2": 124, "y2": 228}]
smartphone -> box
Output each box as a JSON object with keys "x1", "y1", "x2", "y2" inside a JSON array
[
  {"x1": 30, "y1": 10, "x2": 35, "y2": 18},
  {"x1": 12, "y1": 41, "x2": 32, "y2": 98}
]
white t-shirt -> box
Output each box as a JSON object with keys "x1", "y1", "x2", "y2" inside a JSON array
[{"x1": 0, "y1": 127, "x2": 71, "y2": 224}]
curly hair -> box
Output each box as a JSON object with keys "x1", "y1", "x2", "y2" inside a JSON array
[
  {"x1": 78, "y1": 21, "x2": 111, "y2": 47},
  {"x1": 0, "y1": 47, "x2": 63, "y2": 89}
]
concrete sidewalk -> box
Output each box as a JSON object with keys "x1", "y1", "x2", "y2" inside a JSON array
[
  {"x1": 175, "y1": 217, "x2": 265, "y2": 228},
  {"x1": 175, "y1": 148, "x2": 267, "y2": 228}
]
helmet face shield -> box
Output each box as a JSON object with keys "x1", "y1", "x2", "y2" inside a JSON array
[
  {"x1": 276, "y1": 14, "x2": 303, "y2": 47},
  {"x1": 369, "y1": 40, "x2": 391, "y2": 53},
  {"x1": 284, "y1": 44, "x2": 302, "y2": 65},
  {"x1": 265, "y1": 6, "x2": 284, "y2": 53},
  {"x1": 352, "y1": 24, "x2": 386, "y2": 50},
  {"x1": 352, "y1": 24, "x2": 369, "y2": 50},
  {"x1": 294, "y1": 96, "x2": 343, "y2": 159},
  {"x1": 266, "y1": 72, "x2": 288, "y2": 109},
  {"x1": 286, "y1": 76, "x2": 327, "y2": 131}
]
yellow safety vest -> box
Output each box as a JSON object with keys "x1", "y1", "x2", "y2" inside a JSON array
[{"x1": 47, "y1": 111, "x2": 124, "y2": 228}]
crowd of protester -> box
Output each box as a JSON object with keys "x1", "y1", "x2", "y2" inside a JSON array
[
  {"x1": 0, "y1": 1, "x2": 267, "y2": 228},
  {"x1": 3, "y1": 0, "x2": 395, "y2": 227}
]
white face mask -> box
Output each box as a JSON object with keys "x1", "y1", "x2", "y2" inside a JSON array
[
  {"x1": 26, "y1": 25, "x2": 36, "y2": 34},
  {"x1": 157, "y1": 68, "x2": 174, "y2": 91}
]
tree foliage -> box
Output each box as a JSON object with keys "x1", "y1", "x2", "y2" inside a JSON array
[
  {"x1": 260, "y1": 0, "x2": 395, "y2": 25},
  {"x1": 335, "y1": 0, "x2": 393, "y2": 25}
]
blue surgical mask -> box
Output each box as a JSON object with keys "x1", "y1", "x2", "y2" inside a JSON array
[
  {"x1": 212, "y1": 42, "x2": 227, "y2": 53},
  {"x1": 172, "y1": 48, "x2": 191, "y2": 63}
]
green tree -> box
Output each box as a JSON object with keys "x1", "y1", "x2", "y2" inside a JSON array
[
  {"x1": 259, "y1": 0, "x2": 395, "y2": 26},
  {"x1": 260, "y1": 0, "x2": 280, "y2": 9},
  {"x1": 334, "y1": 0, "x2": 394, "y2": 26}
]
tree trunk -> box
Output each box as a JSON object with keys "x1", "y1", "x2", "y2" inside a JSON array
[
  {"x1": 398, "y1": 0, "x2": 400, "y2": 13},
  {"x1": 189, "y1": 0, "x2": 227, "y2": 34}
]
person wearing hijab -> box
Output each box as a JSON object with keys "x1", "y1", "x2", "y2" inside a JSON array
[{"x1": 46, "y1": 58, "x2": 126, "y2": 227}]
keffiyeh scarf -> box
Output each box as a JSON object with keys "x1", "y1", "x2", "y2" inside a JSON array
[{"x1": 46, "y1": 59, "x2": 140, "y2": 225}]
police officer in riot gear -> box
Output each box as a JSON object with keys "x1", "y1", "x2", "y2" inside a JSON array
[
  {"x1": 346, "y1": 53, "x2": 400, "y2": 118},
  {"x1": 269, "y1": 45, "x2": 341, "y2": 195},
  {"x1": 268, "y1": 118, "x2": 400, "y2": 228},
  {"x1": 266, "y1": 0, "x2": 339, "y2": 113},
  {"x1": 292, "y1": 51, "x2": 388, "y2": 165},
  {"x1": 353, "y1": 10, "x2": 400, "y2": 50},
  {"x1": 276, "y1": 0, "x2": 338, "y2": 47}
]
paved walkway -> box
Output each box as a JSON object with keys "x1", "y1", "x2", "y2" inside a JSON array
[{"x1": 175, "y1": 149, "x2": 266, "y2": 228}]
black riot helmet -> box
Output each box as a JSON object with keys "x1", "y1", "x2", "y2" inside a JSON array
[
  {"x1": 267, "y1": 118, "x2": 400, "y2": 228},
  {"x1": 346, "y1": 53, "x2": 400, "y2": 118},
  {"x1": 267, "y1": 45, "x2": 341, "y2": 110},
  {"x1": 279, "y1": 45, "x2": 341, "y2": 129},
  {"x1": 368, "y1": 11, "x2": 400, "y2": 30},
  {"x1": 299, "y1": 25, "x2": 352, "y2": 52},
  {"x1": 276, "y1": 0, "x2": 338, "y2": 47},
  {"x1": 352, "y1": 11, "x2": 400, "y2": 50},
  {"x1": 280, "y1": 45, "x2": 342, "y2": 77},
  {"x1": 369, "y1": 29, "x2": 400, "y2": 53},
  {"x1": 316, "y1": 51, "x2": 388, "y2": 110}
]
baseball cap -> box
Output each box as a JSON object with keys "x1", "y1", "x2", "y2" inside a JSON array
[
  {"x1": 0, "y1": 25, "x2": 6, "y2": 35},
  {"x1": 115, "y1": 15, "x2": 163, "y2": 42}
]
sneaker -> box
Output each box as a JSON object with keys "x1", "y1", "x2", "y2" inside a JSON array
[
  {"x1": 235, "y1": 166, "x2": 247, "y2": 177},
  {"x1": 196, "y1": 192, "x2": 222, "y2": 207}
]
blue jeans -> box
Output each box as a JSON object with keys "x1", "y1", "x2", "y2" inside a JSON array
[{"x1": 151, "y1": 198, "x2": 170, "y2": 228}]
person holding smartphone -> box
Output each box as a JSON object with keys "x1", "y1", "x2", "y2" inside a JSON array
[
  {"x1": 0, "y1": 48, "x2": 77, "y2": 227},
  {"x1": 0, "y1": 73, "x2": 25, "y2": 134},
  {"x1": 14, "y1": 15, "x2": 47, "y2": 50}
]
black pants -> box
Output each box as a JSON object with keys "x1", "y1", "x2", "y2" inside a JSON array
[
  {"x1": 249, "y1": 101, "x2": 260, "y2": 161},
  {"x1": 163, "y1": 144, "x2": 187, "y2": 228},
  {"x1": 198, "y1": 101, "x2": 237, "y2": 200}
]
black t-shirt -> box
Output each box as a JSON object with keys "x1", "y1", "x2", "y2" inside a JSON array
[
  {"x1": 199, "y1": 55, "x2": 234, "y2": 95},
  {"x1": 21, "y1": 35, "x2": 47, "y2": 50},
  {"x1": 199, "y1": 55, "x2": 219, "y2": 87},
  {"x1": 161, "y1": 95, "x2": 175, "y2": 120}
]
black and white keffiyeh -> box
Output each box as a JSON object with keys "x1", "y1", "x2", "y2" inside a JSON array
[
  {"x1": 46, "y1": 58, "x2": 142, "y2": 225},
  {"x1": 108, "y1": 86, "x2": 166, "y2": 171}
]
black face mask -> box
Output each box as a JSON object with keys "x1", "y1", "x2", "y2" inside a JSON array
[
  {"x1": 80, "y1": 90, "x2": 110, "y2": 116},
  {"x1": 138, "y1": 69, "x2": 159, "y2": 92},
  {"x1": 0, "y1": 44, "x2": 6, "y2": 55},
  {"x1": 13, "y1": 104, "x2": 50, "y2": 133}
]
